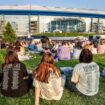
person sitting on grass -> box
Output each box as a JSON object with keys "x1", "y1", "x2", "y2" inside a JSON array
[
  {"x1": 6, "y1": 45, "x2": 14, "y2": 53},
  {"x1": 1, "y1": 51, "x2": 32, "y2": 97},
  {"x1": 15, "y1": 41, "x2": 25, "y2": 56},
  {"x1": 33, "y1": 52, "x2": 65, "y2": 105},
  {"x1": 28, "y1": 40, "x2": 37, "y2": 52},
  {"x1": 73, "y1": 42, "x2": 82, "y2": 59},
  {"x1": 14, "y1": 46, "x2": 30, "y2": 61},
  {"x1": 97, "y1": 40, "x2": 105, "y2": 54},
  {"x1": 57, "y1": 41, "x2": 70, "y2": 60},
  {"x1": 67, "y1": 49, "x2": 100, "y2": 96}
]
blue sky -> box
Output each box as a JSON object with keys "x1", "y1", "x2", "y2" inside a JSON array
[{"x1": 0, "y1": 0, "x2": 105, "y2": 11}]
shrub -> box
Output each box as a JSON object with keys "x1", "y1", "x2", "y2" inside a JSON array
[
  {"x1": 33, "y1": 32, "x2": 94, "y2": 37},
  {"x1": 0, "y1": 53, "x2": 4, "y2": 64},
  {"x1": 3, "y1": 22, "x2": 17, "y2": 44}
]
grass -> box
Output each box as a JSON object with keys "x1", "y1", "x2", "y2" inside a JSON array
[{"x1": 0, "y1": 49, "x2": 105, "y2": 105}]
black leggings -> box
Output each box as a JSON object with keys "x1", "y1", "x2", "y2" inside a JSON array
[{"x1": 28, "y1": 73, "x2": 33, "y2": 90}]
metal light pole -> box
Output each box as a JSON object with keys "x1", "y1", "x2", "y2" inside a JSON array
[{"x1": 28, "y1": 4, "x2": 31, "y2": 37}]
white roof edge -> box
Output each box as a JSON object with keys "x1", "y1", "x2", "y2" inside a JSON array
[{"x1": 0, "y1": 5, "x2": 105, "y2": 15}]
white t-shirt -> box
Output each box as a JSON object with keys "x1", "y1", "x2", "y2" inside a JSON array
[
  {"x1": 71, "y1": 62, "x2": 100, "y2": 96},
  {"x1": 73, "y1": 48, "x2": 82, "y2": 59},
  {"x1": 33, "y1": 73, "x2": 65, "y2": 100},
  {"x1": 91, "y1": 47, "x2": 97, "y2": 54}
]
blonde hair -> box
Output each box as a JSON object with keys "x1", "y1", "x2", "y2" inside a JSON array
[{"x1": 84, "y1": 44, "x2": 91, "y2": 50}]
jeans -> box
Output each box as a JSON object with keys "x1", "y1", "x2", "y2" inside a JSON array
[{"x1": 60, "y1": 67, "x2": 82, "y2": 95}]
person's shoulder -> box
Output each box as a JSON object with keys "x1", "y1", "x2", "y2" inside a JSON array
[
  {"x1": 1, "y1": 63, "x2": 5, "y2": 69},
  {"x1": 75, "y1": 63, "x2": 82, "y2": 66},
  {"x1": 91, "y1": 62, "x2": 99, "y2": 66},
  {"x1": 58, "y1": 46, "x2": 62, "y2": 48},
  {"x1": 74, "y1": 63, "x2": 83, "y2": 69},
  {"x1": 2, "y1": 63, "x2": 5, "y2": 67},
  {"x1": 18, "y1": 62, "x2": 26, "y2": 67}
]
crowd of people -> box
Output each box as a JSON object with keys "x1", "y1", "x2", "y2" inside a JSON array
[
  {"x1": 1, "y1": 37, "x2": 105, "y2": 61},
  {"x1": 0, "y1": 37, "x2": 103, "y2": 105}
]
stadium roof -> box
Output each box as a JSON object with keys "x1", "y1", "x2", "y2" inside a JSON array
[{"x1": 0, "y1": 5, "x2": 105, "y2": 18}]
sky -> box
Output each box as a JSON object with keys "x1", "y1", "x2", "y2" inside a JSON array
[{"x1": 0, "y1": 0, "x2": 105, "y2": 11}]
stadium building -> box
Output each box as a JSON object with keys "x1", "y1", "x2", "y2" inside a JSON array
[{"x1": 0, "y1": 5, "x2": 105, "y2": 36}]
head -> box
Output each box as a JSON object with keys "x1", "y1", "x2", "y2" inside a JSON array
[
  {"x1": 5, "y1": 51, "x2": 19, "y2": 65},
  {"x1": 31, "y1": 40, "x2": 35, "y2": 44},
  {"x1": 100, "y1": 40, "x2": 104, "y2": 45},
  {"x1": 79, "y1": 49, "x2": 93, "y2": 63},
  {"x1": 76, "y1": 41, "x2": 82, "y2": 49},
  {"x1": 33, "y1": 52, "x2": 60, "y2": 83},
  {"x1": 41, "y1": 52, "x2": 54, "y2": 64},
  {"x1": 62, "y1": 41, "x2": 66, "y2": 46},
  {"x1": 15, "y1": 41, "x2": 21, "y2": 47},
  {"x1": 6, "y1": 45, "x2": 14, "y2": 53},
  {"x1": 84, "y1": 44, "x2": 91, "y2": 50},
  {"x1": 14, "y1": 46, "x2": 21, "y2": 52}
]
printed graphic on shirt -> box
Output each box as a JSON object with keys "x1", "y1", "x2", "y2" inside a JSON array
[
  {"x1": 83, "y1": 64, "x2": 99, "y2": 93},
  {"x1": 2, "y1": 64, "x2": 20, "y2": 90}
]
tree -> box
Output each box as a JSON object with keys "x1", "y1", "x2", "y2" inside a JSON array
[{"x1": 3, "y1": 22, "x2": 17, "y2": 43}]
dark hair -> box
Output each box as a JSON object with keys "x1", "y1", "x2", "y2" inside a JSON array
[
  {"x1": 6, "y1": 45, "x2": 14, "y2": 52},
  {"x1": 14, "y1": 46, "x2": 21, "y2": 52},
  {"x1": 15, "y1": 41, "x2": 21, "y2": 47},
  {"x1": 79, "y1": 49, "x2": 93, "y2": 63},
  {"x1": 4, "y1": 51, "x2": 20, "y2": 65},
  {"x1": 62, "y1": 41, "x2": 66, "y2": 45},
  {"x1": 100, "y1": 40, "x2": 104, "y2": 45},
  {"x1": 33, "y1": 52, "x2": 60, "y2": 83},
  {"x1": 76, "y1": 41, "x2": 82, "y2": 49}
]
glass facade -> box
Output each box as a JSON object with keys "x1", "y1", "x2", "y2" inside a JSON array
[{"x1": 48, "y1": 18, "x2": 86, "y2": 33}]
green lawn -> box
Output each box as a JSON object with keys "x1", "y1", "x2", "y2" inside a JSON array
[{"x1": 0, "y1": 49, "x2": 105, "y2": 105}]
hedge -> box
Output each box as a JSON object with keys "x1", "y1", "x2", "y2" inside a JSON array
[{"x1": 33, "y1": 32, "x2": 95, "y2": 37}]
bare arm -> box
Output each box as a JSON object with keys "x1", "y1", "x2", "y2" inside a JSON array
[
  {"x1": 35, "y1": 87, "x2": 40, "y2": 105},
  {"x1": 71, "y1": 65, "x2": 80, "y2": 84}
]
